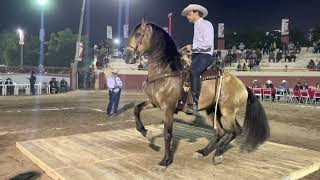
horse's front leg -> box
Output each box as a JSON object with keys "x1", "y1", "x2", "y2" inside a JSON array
[
  {"x1": 134, "y1": 101, "x2": 154, "y2": 137},
  {"x1": 159, "y1": 108, "x2": 174, "y2": 167}
]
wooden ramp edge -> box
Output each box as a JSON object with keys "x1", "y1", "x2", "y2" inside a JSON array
[{"x1": 16, "y1": 123, "x2": 320, "y2": 180}]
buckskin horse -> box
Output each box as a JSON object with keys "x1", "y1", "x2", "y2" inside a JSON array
[{"x1": 123, "y1": 19, "x2": 270, "y2": 167}]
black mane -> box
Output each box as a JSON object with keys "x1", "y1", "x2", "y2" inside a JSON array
[{"x1": 133, "y1": 23, "x2": 182, "y2": 71}]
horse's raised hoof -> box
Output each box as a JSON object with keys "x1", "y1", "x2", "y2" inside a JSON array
[
  {"x1": 192, "y1": 152, "x2": 204, "y2": 159},
  {"x1": 213, "y1": 155, "x2": 223, "y2": 165}
]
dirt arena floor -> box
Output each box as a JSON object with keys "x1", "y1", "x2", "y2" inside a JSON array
[{"x1": 0, "y1": 91, "x2": 319, "y2": 180}]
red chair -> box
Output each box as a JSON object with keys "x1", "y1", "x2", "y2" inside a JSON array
[
  {"x1": 263, "y1": 88, "x2": 272, "y2": 101},
  {"x1": 311, "y1": 91, "x2": 320, "y2": 104},
  {"x1": 290, "y1": 89, "x2": 301, "y2": 103},
  {"x1": 299, "y1": 90, "x2": 310, "y2": 104},
  {"x1": 253, "y1": 88, "x2": 262, "y2": 100}
]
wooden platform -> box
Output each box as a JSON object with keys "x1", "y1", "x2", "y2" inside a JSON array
[{"x1": 16, "y1": 123, "x2": 320, "y2": 180}]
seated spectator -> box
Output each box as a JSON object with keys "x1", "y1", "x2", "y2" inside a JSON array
[
  {"x1": 265, "y1": 80, "x2": 274, "y2": 89},
  {"x1": 143, "y1": 62, "x2": 149, "y2": 69},
  {"x1": 289, "y1": 51, "x2": 296, "y2": 62},
  {"x1": 295, "y1": 42, "x2": 301, "y2": 54},
  {"x1": 276, "y1": 51, "x2": 282, "y2": 62},
  {"x1": 60, "y1": 78, "x2": 68, "y2": 92},
  {"x1": 49, "y1": 78, "x2": 59, "y2": 94},
  {"x1": 251, "y1": 80, "x2": 261, "y2": 88},
  {"x1": 302, "y1": 83, "x2": 309, "y2": 91},
  {"x1": 242, "y1": 63, "x2": 248, "y2": 71},
  {"x1": 278, "y1": 80, "x2": 289, "y2": 93},
  {"x1": 236, "y1": 63, "x2": 242, "y2": 71},
  {"x1": 284, "y1": 65, "x2": 288, "y2": 72},
  {"x1": 138, "y1": 63, "x2": 144, "y2": 70},
  {"x1": 268, "y1": 51, "x2": 275, "y2": 63},
  {"x1": 316, "y1": 61, "x2": 320, "y2": 71},
  {"x1": 284, "y1": 50, "x2": 290, "y2": 62},
  {"x1": 294, "y1": 82, "x2": 303, "y2": 90},
  {"x1": 307, "y1": 59, "x2": 316, "y2": 70}
]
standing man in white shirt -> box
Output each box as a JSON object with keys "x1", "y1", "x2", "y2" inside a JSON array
[
  {"x1": 106, "y1": 69, "x2": 123, "y2": 117},
  {"x1": 181, "y1": 4, "x2": 214, "y2": 114}
]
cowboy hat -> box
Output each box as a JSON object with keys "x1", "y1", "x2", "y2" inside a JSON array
[
  {"x1": 181, "y1": 4, "x2": 208, "y2": 18},
  {"x1": 282, "y1": 80, "x2": 287, "y2": 83},
  {"x1": 253, "y1": 79, "x2": 258, "y2": 82},
  {"x1": 111, "y1": 69, "x2": 119, "y2": 74},
  {"x1": 266, "y1": 80, "x2": 272, "y2": 84}
]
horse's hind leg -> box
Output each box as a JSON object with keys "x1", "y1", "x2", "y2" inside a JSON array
[
  {"x1": 212, "y1": 110, "x2": 242, "y2": 165},
  {"x1": 194, "y1": 108, "x2": 223, "y2": 158},
  {"x1": 134, "y1": 101, "x2": 154, "y2": 137}
]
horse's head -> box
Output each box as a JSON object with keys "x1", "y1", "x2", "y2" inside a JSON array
[{"x1": 123, "y1": 18, "x2": 153, "y2": 64}]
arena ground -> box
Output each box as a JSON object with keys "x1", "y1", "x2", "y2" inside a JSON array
[{"x1": 0, "y1": 91, "x2": 319, "y2": 179}]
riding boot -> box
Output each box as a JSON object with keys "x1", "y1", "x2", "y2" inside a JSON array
[{"x1": 185, "y1": 74, "x2": 200, "y2": 115}]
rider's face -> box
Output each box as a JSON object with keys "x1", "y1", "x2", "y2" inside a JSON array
[{"x1": 187, "y1": 11, "x2": 198, "y2": 23}]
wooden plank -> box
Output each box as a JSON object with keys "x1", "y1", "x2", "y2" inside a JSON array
[{"x1": 16, "y1": 122, "x2": 320, "y2": 180}]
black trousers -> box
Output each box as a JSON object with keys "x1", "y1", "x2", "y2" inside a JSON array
[{"x1": 190, "y1": 53, "x2": 213, "y2": 104}]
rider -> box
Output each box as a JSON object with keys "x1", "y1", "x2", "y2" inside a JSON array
[{"x1": 181, "y1": 4, "x2": 214, "y2": 114}]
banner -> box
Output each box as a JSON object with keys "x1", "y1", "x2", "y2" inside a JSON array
[
  {"x1": 281, "y1": 18, "x2": 289, "y2": 36},
  {"x1": 123, "y1": 24, "x2": 129, "y2": 38},
  {"x1": 107, "y1": 26, "x2": 112, "y2": 39},
  {"x1": 218, "y1": 23, "x2": 224, "y2": 38},
  {"x1": 75, "y1": 42, "x2": 84, "y2": 61}
]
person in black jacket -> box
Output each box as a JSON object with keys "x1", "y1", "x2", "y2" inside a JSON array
[{"x1": 29, "y1": 71, "x2": 36, "y2": 95}]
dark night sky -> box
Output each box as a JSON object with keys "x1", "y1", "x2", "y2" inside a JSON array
[{"x1": 1, "y1": 0, "x2": 320, "y2": 46}]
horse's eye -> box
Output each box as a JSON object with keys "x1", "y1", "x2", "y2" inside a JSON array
[{"x1": 135, "y1": 33, "x2": 142, "y2": 38}]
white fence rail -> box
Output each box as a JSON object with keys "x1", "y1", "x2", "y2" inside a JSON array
[{"x1": 0, "y1": 84, "x2": 50, "y2": 96}]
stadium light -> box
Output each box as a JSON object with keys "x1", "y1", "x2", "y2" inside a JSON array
[
  {"x1": 37, "y1": 0, "x2": 48, "y2": 6},
  {"x1": 114, "y1": 38, "x2": 121, "y2": 45}
]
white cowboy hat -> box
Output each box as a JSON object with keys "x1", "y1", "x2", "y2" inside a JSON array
[
  {"x1": 111, "y1": 69, "x2": 119, "y2": 74},
  {"x1": 266, "y1": 80, "x2": 272, "y2": 84},
  {"x1": 253, "y1": 79, "x2": 258, "y2": 82},
  {"x1": 282, "y1": 80, "x2": 287, "y2": 83},
  {"x1": 181, "y1": 4, "x2": 208, "y2": 18}
]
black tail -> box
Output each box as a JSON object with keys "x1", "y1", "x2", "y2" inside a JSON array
[{"x1": 242, "y1": 87, "x2": 270, "y2": 151}]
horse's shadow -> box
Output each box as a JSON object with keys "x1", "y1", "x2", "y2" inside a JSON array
[{"x1": 147, "y1": 114, "x2": 216, "y2": 156}]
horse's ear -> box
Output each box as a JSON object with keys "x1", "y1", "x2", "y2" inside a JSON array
[{"x1": 141, "y1": 17, "x2": 147, "y2": 29}]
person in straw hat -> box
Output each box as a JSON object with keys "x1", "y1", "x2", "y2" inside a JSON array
[
  {"x1": 106, "y1": 69, "x2": 123, "y2": 117},
  {"x1": 181, "y1": 4, "x2": 214, "y2": 114}
]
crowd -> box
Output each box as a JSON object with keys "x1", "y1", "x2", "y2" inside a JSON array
[
  {"x1": 94, "y1": 40, "x2": 111, "y2": 69},
  {"x1": 306, "y1": 59, "x2": 320, "y2": 71}
]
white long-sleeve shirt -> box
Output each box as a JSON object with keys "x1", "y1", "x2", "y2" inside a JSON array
[
  {"x1": 107, "y1": 76, "x2": 122, "y2": 92},
  {"x1": 192, "y1": 18, "x2": 214, "y2": 55}
]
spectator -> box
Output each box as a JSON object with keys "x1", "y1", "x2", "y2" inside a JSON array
[
  {"x1": 106, "y1": 69, "x2": 123, "y2": 117},
  {"x1": 29, "y1": 71, "x2": 36, "y2": 95},
  {"x1": 316, "y1": 61, "x2": 320, "y2": 71},
  {"x1": 295, "y1": 42, "x2": 301, "y2": 54},
  {"x1": 288, "y1": 42, "x2": 294, "y2": 50},
  {"x1": 60, "y1": 78, "x2": 68, "y2": 92},
  {"x1": 265, "y1": 80, "x2": 274, "y2": 89},
  {"x1": 290, "y1": 51, "x2": 296, "y2": 62},
  {"x1": 239, "y1": 43, "x2": 245, "y2": 52},
  {"x1": 217, "y1": 50, "x2": 222, "y2": 60},
  {"x1": 278, "y1": 80, "x2": 289, "y2": 93},
  {"x1": 284, "y1": 65, "x2": 288, "y2": 72},
  {"x1": 251, "y1": 80, "x2": 261, "y2": 88},
  {"x1": 276, "y1": 51, "x2": 282, "y2": 62},
  {"x1": 0, "y1": 77, "x2": 3, "y2": 95},
  {"x1": 284, "y1": 50, "x2": 290, "y2": 62},
  {"x1": 268, "y1": 51, "x2": 275, "y2": 63},
  {"x1": 242, "y1": 63, "x2": 248, "y2": 71},
  {"x1": 49, "y1": 78, "x2": 59, "y2": 94},
  {"x1": 302, "y1": 83, "x2": 309, "y2": 90},
  {"x1": 294, "y1": 82, "x2": 303, "y2": 90},
  {"x1": 138, "y1": 63, "x2": 144, "y2": 70},
  {"x1": 307, "y1": 59, "x2": 316, "y2": 70},
  {"x1": 236, "y1": 63, "x2": 242, "y2": 71}
]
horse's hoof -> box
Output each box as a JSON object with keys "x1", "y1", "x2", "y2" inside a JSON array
[
  {"x1": 213, "y1": 155, "x2": 223, "y2": 165},
  {"x1": 146, "y1": 130, "x2": 153, "y2": 141},
  {"x1": 158, "y1": 158, "x2": 173, "y2": 167},
  {"x1": 192, "y1": 152, "x2": 204, "y2": 159}
]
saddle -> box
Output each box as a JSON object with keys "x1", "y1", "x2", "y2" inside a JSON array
[{"x1": 175, "y1": 50, "x2": 223, "y2": 113}]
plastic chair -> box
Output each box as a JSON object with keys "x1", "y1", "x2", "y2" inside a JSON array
[
  {"x1": 299, "y1": 90, "x2": 310, "y2": 104},
  {"x1": 263, "y1": 88, "x2": 272, "y2": 101},
  {"x1": 275, "y1": 88, "x2": 285, "y2": 102},
  {"x1": 252, "y1": 88, "x2": 262, "y2": 100}
]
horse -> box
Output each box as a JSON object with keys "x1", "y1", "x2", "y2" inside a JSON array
[{"x1": 123, "y1": 18, "x2": 270, "y2": 167}]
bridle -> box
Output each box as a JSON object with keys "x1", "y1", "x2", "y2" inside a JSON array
[{"x1": 127, "y1": 25, "x2": 149, "y2": 64}]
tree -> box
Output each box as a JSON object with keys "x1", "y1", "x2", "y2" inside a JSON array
[
  {"x1": 0, "y1": 31, "x2": 19, "y2": 66},
  {"x1": 24, "y1": 35, "x2": 39, "y2": 66},
  {"x1": 47, "y1": 28, "x2": 78, "y2": 67}
]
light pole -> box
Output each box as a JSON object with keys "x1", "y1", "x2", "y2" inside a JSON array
[
  {"x1": 37, "y1": 0, "x2": 48, "y2": 66},
  {"x1": 71, "y1": 0, "x2": 86, "y2": 90},
  {"x1": 17, "y1": 28, "x2": 24, "y2": 67}
]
